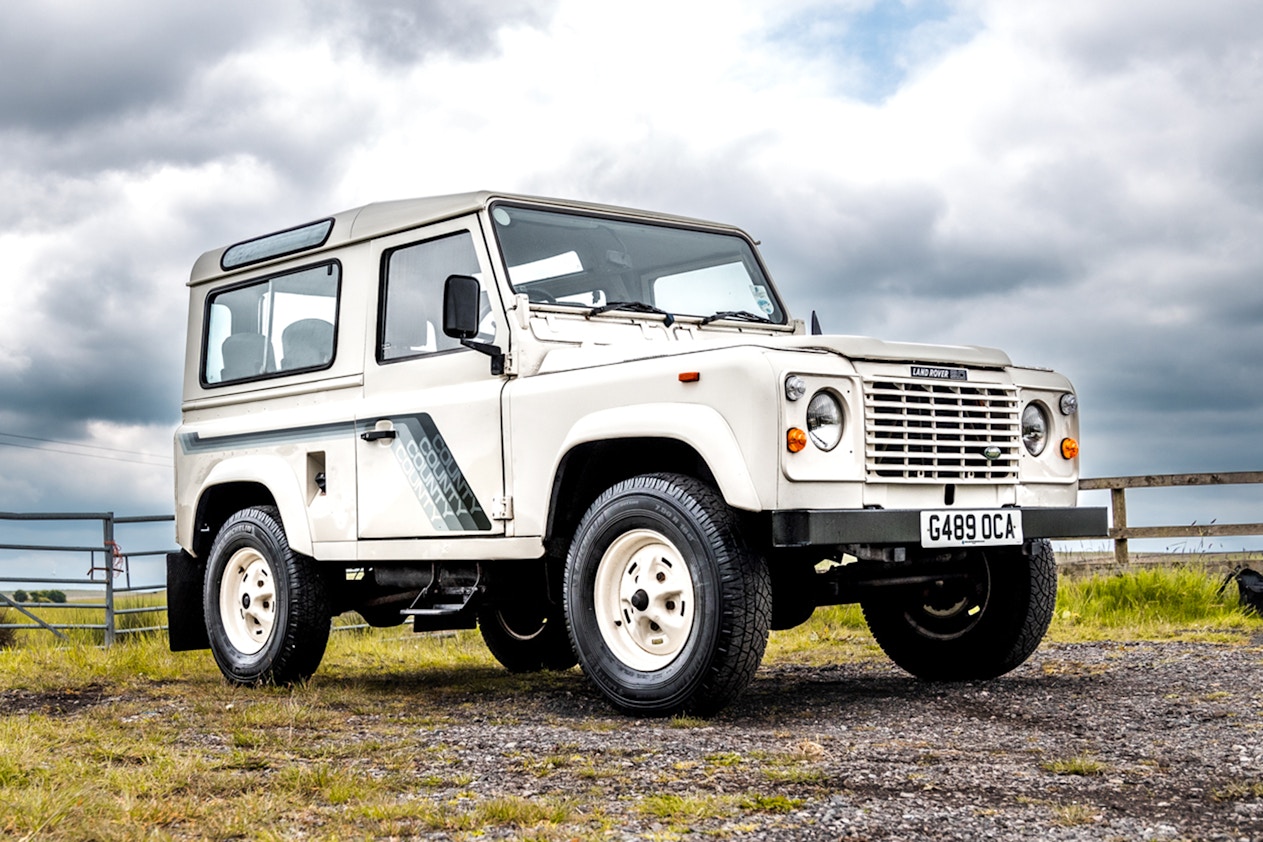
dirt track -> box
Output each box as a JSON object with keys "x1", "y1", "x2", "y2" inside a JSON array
[
  {"x1": 414, "y1": 638, "x2": 1263, "y2": 840},
  {"x1": 3, "y1": 638, "x2": 1261, "y2": 840}
]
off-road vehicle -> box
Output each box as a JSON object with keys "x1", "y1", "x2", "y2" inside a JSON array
[{"x1": 168, "y1": 192, "x2": 1106, "y2": 715}]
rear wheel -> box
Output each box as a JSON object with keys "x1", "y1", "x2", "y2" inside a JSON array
[
  {"x1": 478, "y1": 604, "x2": 577, "y2": 672},
  {"x1": 861, "y1": 539, "x2": 1056, "y2": 681},
  {"x1": 204, "y1": 506, "x2": 331, "y2": 685},
  {"x1": 564, "y1": 473, "x2": 771, "y2": 716}
]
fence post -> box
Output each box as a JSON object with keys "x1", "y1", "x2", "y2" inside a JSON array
[
  {"x1": 102, "y1": 513, "x2": 115, "y2": 647},
  {"x1": 1109, "y1": 488, "x2": 1129, "y2": 567}
]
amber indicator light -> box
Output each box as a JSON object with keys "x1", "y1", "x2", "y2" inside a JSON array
[
  {"x1": 1060, "y1": 437, "x2": 1080, "y2": 459},
  {"x1": 787, "y1": 428, "x2": 808, "y2": 453},
  {"x1": 678, "y1": 372, "x2": 701, "y2": 383}
]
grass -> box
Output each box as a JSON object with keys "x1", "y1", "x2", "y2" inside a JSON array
[
  {"x1": 1049, "y1": 564, "x2": 1259, "y2": 642},
  {"x1": 0, "y1": 592, "x2": 169, "y2": 649},
  {"x1": 763, "y1": 561, "x2": 1260, "y2": 662},
  {"x1": 0, "y1": 564, "x2": 1258, "y2": 839},
  {"x1": 1041, "y1": 754, "x2": 1109, "y2": 776},
  {"x1": 636, "y1": 793, "x2": 734, "y2": 821},
  {"x1": 1212, "y1": 780, "x2": 1263, "y2": 801},
  {"x1": 765, "y1": 603, "x2": 881, "y2": 665},
  {"x1": 1052, "y1": 802, "x2": 1102, "y2": 827}
]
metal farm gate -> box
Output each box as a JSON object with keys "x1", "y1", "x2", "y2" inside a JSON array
[{"x1": 0, "y1": 512, "x2": 173, "y2": 646}]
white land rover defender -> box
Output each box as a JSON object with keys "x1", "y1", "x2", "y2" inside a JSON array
[{"x1": 168, "y1": 192, "x2": 1106, "y2": 715}]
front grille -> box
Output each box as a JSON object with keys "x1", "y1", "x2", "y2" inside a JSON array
[{"x1": 864, "y1": 378, "x2": 1020, "y2": 481}]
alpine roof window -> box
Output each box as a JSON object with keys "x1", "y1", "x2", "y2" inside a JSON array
[{"x1": 221, "y1": 219, "x2": 334, "y2": 270}]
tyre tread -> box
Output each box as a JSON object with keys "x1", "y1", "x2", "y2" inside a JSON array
[
  {"x1": 205, "y1": 505, "x2": 331, "y2": 685},
  {"x1": 565, "y1": 472, "x2": 771, "y2": 716},
  {"x1": 862, "y1": 538, "x2": 1057, "y2": 681}
]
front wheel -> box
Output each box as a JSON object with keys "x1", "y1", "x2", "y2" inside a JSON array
[
  {"x1": 564, "y1": 473, "x2": 771, "y2": 716},
  {"x1": 204, "y1": 506, "x2": 331, "y2": 685},
  {"x1": 861, "y1": 539, "x2": 1057, "y2": 681}
]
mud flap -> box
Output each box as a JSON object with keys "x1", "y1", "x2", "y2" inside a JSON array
[{"x1": 167, "y1": 550, "x2": 210, "y2": 651}]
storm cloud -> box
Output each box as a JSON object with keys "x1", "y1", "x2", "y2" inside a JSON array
[{"x1": 1, "y1": 0, "x2": 1261, "y2": 547}]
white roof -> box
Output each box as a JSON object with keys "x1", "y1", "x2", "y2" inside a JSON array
[{"x1": 189, "y1": 191, "x2": 742, "y2": 284}]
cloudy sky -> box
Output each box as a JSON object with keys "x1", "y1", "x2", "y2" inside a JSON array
[{"x1": 2, "y1": 0, "x2": 1262, "y2": 569}]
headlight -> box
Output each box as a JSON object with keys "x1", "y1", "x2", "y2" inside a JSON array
[
  {"x1": 1021, "y1": 402, "x2": 1050, "y2": 456},
  {"x1": 806, "y1": 391, "x2": 843, "y2": 451}
]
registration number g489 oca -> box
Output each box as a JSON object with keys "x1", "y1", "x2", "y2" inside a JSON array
[{"x1": 919, "y1": 510, "x2": 1023, "y2": 548}]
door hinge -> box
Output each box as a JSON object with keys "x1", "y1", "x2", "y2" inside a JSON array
[{"x1": 490, "y1": 496, "x2": 513, "y2": 521}]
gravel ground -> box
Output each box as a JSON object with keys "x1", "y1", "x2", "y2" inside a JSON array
[
  {"x1": 413, "y1": 638, "x2": 1263, "y2": 841},
  {"x1": 5, "y1": 637, "x2": 1260, "y2": 840}
]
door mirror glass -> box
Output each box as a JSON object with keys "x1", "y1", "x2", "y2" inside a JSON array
[{"x1": 443, "y1": 274, "x2": 481, "y2": 339}]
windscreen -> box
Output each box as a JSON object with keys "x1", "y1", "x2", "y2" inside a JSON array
[{"x1": 490, "y1": 204, "x2": 785, "y2": 324}]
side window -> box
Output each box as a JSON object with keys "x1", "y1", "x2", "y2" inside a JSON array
[
  {"x1": 379, "y1": 231, "x2": 494, "y2": 363},
  {"x1": 202, "y1": 262, "x2": 340, "y2": 385}
]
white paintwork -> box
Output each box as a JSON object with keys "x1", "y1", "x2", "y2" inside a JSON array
[
  {"x1": 175, "y1": 192, "x2": 1084, "y2": 562},
  {"x1": 558, "y1": 403, "x2": 763, "y2": 511}
]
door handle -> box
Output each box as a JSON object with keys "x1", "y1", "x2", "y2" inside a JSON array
[{"x1": 360, "y1": 428, "x2": 397, "y2": 442}]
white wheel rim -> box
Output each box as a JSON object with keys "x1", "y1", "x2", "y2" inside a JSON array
[
  {"x1": 218, "y1": 548, "x2": 277, "y2": 655},
  {"x1": 593, "y1": 528, "x2": 696, "y2": 671}
]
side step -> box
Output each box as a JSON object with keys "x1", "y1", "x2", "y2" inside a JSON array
[{"x1": 401, "y1": 567, "x2": 482, "y2": 632}]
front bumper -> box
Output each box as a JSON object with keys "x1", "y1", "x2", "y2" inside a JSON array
[{"x1": 771, "y1": 506, "x2": 1109, "y2": 548}]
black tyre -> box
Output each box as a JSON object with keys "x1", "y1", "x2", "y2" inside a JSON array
[
  {"x1": 204, "y1": 506, "x2": 332, "y2": 685},
  {"x1": 478, "y1": 604, "x2": 578, "y2": 672},
  {"x1": 861, "y1": 538, "x2": 1057, "y2": 681},
  {"x1": 564, "y1": 473, "x2": 772, "y2": 716}
]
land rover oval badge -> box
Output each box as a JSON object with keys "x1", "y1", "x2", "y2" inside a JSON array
[{"x1": 983, "y1": 446, "x2": 1002, "y2": 461}]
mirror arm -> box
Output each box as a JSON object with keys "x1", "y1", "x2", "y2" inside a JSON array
[{"x1": 461, "y1": 339, "x2": 505, "y2": 376}]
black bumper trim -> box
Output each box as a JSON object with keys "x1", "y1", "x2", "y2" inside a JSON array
[{"x1": 771, "y1": 506, "x2": 1109, "y2": 548}]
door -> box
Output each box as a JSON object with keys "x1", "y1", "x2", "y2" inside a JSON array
[{"x1": 356, "y1": 216, "x2": 508, "y2": 539}]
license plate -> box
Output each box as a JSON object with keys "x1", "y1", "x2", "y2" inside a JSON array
[{"x1": 920, "y1": 510, "x2": 1023, "y2": 548}]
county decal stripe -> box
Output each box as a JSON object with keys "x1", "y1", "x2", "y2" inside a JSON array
[
  {"x1": 178, "y1": 414, "x2": 492, "y2": 532},
  {"x1": 177, "y1": 421, "x2": 354, "y2": 453},
  {"x1": 387, "y1": 415, "x2": 492, "y2": 531}
]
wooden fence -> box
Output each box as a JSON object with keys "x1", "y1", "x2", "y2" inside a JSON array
[{"x1": 1079, "y1": 471, "x2": 1263, "y2": 566}]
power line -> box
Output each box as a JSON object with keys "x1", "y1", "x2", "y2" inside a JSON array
[
  {"x1": 0, "y1": 431, "x2": 169, "y2": 460},
  {"x1": 0, "y1": 436, "x2": 172, "y2": 468}
]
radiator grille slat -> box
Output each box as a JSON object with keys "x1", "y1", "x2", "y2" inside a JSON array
[{"x1": 864, "y1": 378, "x2": 1020, "y2": 481}]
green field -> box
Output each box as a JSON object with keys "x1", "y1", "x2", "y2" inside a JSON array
[{"x1": 0, "y1": 565, "x2": 1259, "y2": 840}]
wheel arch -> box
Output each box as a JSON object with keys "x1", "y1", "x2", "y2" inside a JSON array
[
  {"x1": 185, "y1": 457, "x2": 312, "y2": 558},
  {"x1": 543, "y1": 409, "x2": 761, "y2": 558}
]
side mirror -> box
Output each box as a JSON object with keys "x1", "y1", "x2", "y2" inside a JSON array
[
  {"x1": 443, "y1": 274, "x2": 506, "y2": 376},
  {"x1": 443, "y1": 275, "x2": 481, "y2": 339}
]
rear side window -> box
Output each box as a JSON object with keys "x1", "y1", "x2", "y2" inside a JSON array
[{"x1": 202, "y1": 262, "x2": 340, "y2": 386}]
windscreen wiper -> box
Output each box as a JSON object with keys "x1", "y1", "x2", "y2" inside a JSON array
[
  {"x1": 586, "y1": 301, "x2": 675, "y2": 326},
  {"x1": 698, "y1": 309, "x2": 775, "y2": 326}
]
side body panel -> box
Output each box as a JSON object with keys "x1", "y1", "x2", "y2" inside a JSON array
[
  {"x1": 175, "y1": 239, "x2": 372, "y2": 556},
  {"x1": 507, "y1": 344, "x2": 782, "y2": 538}
]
